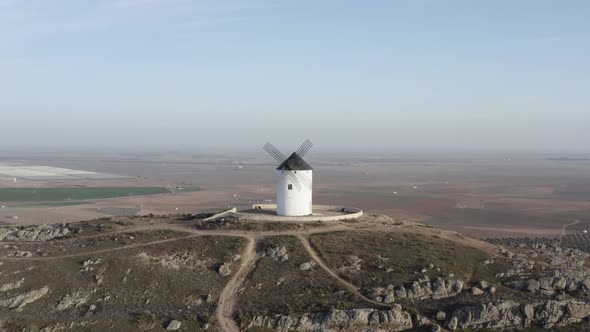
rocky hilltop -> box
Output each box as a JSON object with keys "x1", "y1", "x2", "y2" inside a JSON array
[{"x1": 0, "y1": 214, "x2": 589, "y2": 331}]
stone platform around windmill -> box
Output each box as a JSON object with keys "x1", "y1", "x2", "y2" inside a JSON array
[{"x1": 205, "y1": 205, "x2": 362, "y2": 222}]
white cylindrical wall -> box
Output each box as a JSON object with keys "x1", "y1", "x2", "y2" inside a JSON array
[{"x1": 276, "y1": 170, "x2": 313, "y2": 216}]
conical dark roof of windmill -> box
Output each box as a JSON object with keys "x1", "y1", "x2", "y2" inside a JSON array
[{"x1": 276, "y1": 152, "x2": 313, "y2": 171}]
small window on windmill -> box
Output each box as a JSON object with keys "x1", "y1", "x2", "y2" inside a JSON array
[{"x1": 288, "y1": 184, "x2": 293, "y2": 190}]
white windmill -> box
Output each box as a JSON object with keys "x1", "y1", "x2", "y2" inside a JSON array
[{"x1": 263, "y1": 139, "x2": 313, "y2": 216}]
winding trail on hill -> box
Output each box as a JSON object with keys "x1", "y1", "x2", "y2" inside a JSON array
[
  {"x1": 560, "y1": 219, "x2": 580, "y2": 243},
  {"x1": 297, "y1": 234, "x2": 440, "y2": 330},
  {"x1": 0, "y1": 216, "x2": 473, "y2": 331},
  {"x1": 0, "y1": 234, "x2": 202, "y2": 260},
  {"x1": 0, "y1": 224, "x2": 351, "y2": 261},
  {"x1": 216, "y1": 236, "x2": 259, "y2": 332},
  {"x1": 296, "y1": 234, "x2": 394, "y2": 309}
]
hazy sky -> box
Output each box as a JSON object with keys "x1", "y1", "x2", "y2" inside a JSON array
[{"x1": 0, "y1": 0, "x2": 588, "y2": 151}]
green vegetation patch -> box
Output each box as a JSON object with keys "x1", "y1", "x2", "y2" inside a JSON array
[
  {"x1": 0, "y1": 187, "x2": 172, "y2": 202},
  {"x1": 309, "y1": 231, "x2": 500, "y2": 289},
  {"x1": 19, "y1": 201, "x2": 92, "y2": 207},
  {"x1": 172, "y1": 186, "x2": 202, "y2": 193}
]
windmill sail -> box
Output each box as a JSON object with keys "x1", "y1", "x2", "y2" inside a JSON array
[
  {"x1": 295, "y1": 139, "x2": 313, "y2": 157},
  {"x1": 263, "y1": 142, "x2": 287, "y2": 163}
]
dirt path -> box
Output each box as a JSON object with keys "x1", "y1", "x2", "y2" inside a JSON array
[
  {"x1": 296, "y1": 234, "x2": 440, "y2": 329},
  {"x1": 296, "y1": 234, "x2": 393, "y2": 309},
  {"x1": 216, "y1": 236, "x2": 259, "y2": 332},
  {"x1": 560, "y1": 219, "x2": 580, "y2": 243},
  {"x1": 0, "y1": 216, "x2": 474, "y2": 331},
  {"x1": 0, "y1": 234, "x2": 203, "y2": 260},
  {"x1": 0, "y1": 223, "x2": 352, "y2": 261}
]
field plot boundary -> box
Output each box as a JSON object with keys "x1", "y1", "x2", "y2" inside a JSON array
[
  {"x1": 0, "y1": 163, "x2": 130, "y2": 180},
  {"x1": 0, "y1": 187, "x2": 174, "y2": 202}
]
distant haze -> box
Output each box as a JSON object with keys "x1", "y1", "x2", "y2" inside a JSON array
[{"x1": 0, "y1": 1, "x2": 589, "y2": 152}]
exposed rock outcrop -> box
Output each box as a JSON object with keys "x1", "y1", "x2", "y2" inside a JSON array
[
  {"x1": 56, "y1": 291, "x2": 89, "y2": 311},
  {"x1": 471, "y1": 287, "x2": 484, "y2": 295},
  {"x1": 0, "y1": 286, "x2": 49, "y2": 311},
  {"x1": 299, "y1": 261, "x2": 316, "y2": 271},
  {"x1": 503, "y1": 246, "x2": 590, "y2": 296},
  {"x1": 265, "y1": 246, "x2": 289, "y2": 261},
  {"x1": 136, "y1": 251, "x2": 212, "y2": 270},
  {"x1": 448, "y1": 299, "x2": 590, "y2": 330},
  {"x1": 218, "y1": 263, "x2": 232, "y2": 277},
  {"x1": 364, "y1": 278, "x2": 464, "y2": 303},
  {"x1": 248, "y1": 306, "x2": 413, "y2": 331},
  {"x1": 7, "y1": 251, "x2": 33, "y2": 257},
  {"x1": 337, "y1": 255, "x2": 362, "y2": 274},
  {"x1": 41, "y1": 320, "x2": 96, "y2": 332},
  {"x1": 0, "y1": 224, "x2": 70, "y2": 242},
  {"x1": 166, "y1": 320, "x2": 182, "y2": 330},
  {"x1": 80, "y1": 258, "x2": 101, "y2": 272},
  {"x1": 0, "y1": 278, "x2": 25, "y2": 292}
]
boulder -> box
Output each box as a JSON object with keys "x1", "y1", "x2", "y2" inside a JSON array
[
  {"x1": 539, "y1": 277, "x2": 554, "y2": 291},
  {"x1": 395, "y1": 286, "x2": 407, "y2": 299},
  {"x1": 471, "y1": 287, "x2": 484, "y2": 295},
  {"x1": 526, "y1": 279, "x2": 541, "y2": 292},
  {"x1": 505, "y1": 280, "x2": 528, "y2": 291},
  {"x1": 56, "y1": 292, "x2": 89, "y2": 311},
  {"x1": 553, "y1": 277, "x2": 567, "y2": 290},
  {"x1": 447, "y1": 316, "x2": 458, "y2": 331},
  {"x1": 299, "y1": 261, "x2": 316, "y2": 271},
  {"x1": 166, "y1": 320, "x2": 181, "y2": 330},
  {"x1": 478, "y1": 280, "x2": 489, "y2": 289},
  {"x1": 383, "y1": 291, "x2": 395, "y2": 304},
  {"x1": 414, "y1": 314, "x2": 431, "y2": 327},
  {"x1": 218, "y1": 263, "x2": 232, "y2": 277},
  {"x1": 266, "y1": 246, "x2": 289, "y2": 261}
]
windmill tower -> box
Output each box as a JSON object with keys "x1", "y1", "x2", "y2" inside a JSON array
[{"x1": 263, "y1": 139, "x2": 313, "y2": 216}]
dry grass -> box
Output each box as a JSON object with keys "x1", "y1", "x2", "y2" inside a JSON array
[
  {"x1": 0, "y1": 233, "x2": 247, "y2": 331},
  {"x1": 236, "y1": 236, "x2": 366, "y2": 325},
  {"x1": 309, "y1": 231, "x2": 505, "y2": 289}
]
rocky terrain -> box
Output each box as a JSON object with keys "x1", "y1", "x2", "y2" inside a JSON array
[
  {"x1": 1, "y1": 213, "x2": 590, "y2": 331},
  {"x1": 0, "y1": 224, "x2": 70, "y2": 242},
  {"x1": 248, "y1": 306, "x2": 413, "y2": 331}
]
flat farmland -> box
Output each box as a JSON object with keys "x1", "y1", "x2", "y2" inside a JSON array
[
  {"x1": 0, "y1": 187, "x2": 173, "y2": 202},
  {"x1": 1, "y1": 149, "x2": 590, "y2": 240}
]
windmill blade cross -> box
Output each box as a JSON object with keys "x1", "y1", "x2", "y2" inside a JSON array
[
  {"x1": 293, "y1": 172, "x2": 312, "y2": 189},
  {"x1": 287, "y1": 158, "x2": 312, "y2": 187},
  {"x1": 295, "y1": 139, "x2": 313, "y2": 157},
  {"x1": 284, "y1": 172, "x2": 303, "y2": 191},
  {"x1": 274, "y1": 170, "x2": 311, "y2": 190},
  {"x1": 273, "y1": 171, "x2": 283, "y2": 183},
  {"x1": 263, "y1": 142, "x2": 287, "y2": 163},
  {"x1": 287, "y1": 159, "x2": 301, "y2": 171}
]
